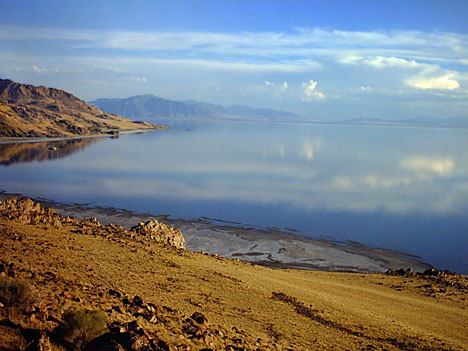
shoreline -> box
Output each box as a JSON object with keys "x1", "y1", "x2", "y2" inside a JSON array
[
  {"x1": 0, "y1": 190, "x2": 432, "y2": 273},
  {"x1": 0, "y1": 126, "x2": 167, "y2": 144}
]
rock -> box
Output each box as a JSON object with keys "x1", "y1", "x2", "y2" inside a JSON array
[
  {"x1": 132, "y1": 295, "x2": 144, "y2": 307},
  {"x1": 130, "y1": 220, "x2": 185, "y2": 249},
  {"x1": 83, "y1": 333, "x2": 125, "y2": 351},
  {"x1": 108, "y1": 289, "x2": 122, "y2": 298},
  {"x1": 183, "y1": 316, "x2": 207, "y2": 338},
  {"x1": 0, "y1": 197, "x2": 62, "y2": 227},
  {"x1": 191, "y1": 312, "x2": 208, "y2": 325},
  {"x1": 89, "y1": 217, "x2": 101, "y2": 225},
  {"x1": 85, "y1": 321, "x2": 168, "y2": 351},
  {"x1": 25, "y1": 332, "x2": 53, "y2": 351},
  {"x1": 421, "y1": 268, "x2": 439, "y2": 276}
]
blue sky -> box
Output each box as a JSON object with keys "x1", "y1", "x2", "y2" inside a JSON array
[{"x1": 1, "y1": 0, "x2": 467, "y2": 120}]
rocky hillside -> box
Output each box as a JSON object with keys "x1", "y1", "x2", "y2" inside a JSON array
[
  {"x1": 1, "y1": 197, "x2": 467, "y2": 350},
  {"x1": 0, "y1": 79, "x2": 164, "y2": 138}
]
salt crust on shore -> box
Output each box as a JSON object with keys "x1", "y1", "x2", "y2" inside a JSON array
[{"x1": 0, "y1": 192, "x2": 431, "y2": 274}]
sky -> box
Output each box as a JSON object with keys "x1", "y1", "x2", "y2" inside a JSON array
[{"x1": 1, "y1": 0, "x2": 467, "y2": 120}]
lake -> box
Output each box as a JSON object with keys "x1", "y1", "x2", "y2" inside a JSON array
[{"x1": 1, "y1": 121, "x2": 467, "y2": 273}]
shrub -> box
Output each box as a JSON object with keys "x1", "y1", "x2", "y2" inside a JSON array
[
  {"x1": 54, "y1": 309, "x2": 107, "y2": 350},
  {"x1": 0, "y1": 277, "x2": 36, "y2": 314}
]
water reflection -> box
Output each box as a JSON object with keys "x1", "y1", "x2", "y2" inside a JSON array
[
  {"x1": 3, "y1": 124, "x2": 466, "y2": 217},
  {"x1": 0, "y1": 138, "x2": 100, "y2": 166},
  {"x1": 49, "y1": 125, "x2": 465, "y2": 217}
]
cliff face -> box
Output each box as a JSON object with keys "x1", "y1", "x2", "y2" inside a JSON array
[{"x1": 0, "y1": 79, "x2": 164, "y2": 138}]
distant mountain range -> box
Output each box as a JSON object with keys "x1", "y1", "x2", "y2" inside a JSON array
[
  {"x1": 90, "y1": 95, "x2": 303, "y2": 123},
  {"x1": 91, "y1": 94, "x2": 468, "y2": 129}
]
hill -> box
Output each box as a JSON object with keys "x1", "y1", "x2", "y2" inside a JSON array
[
  {"x1": 90, "y1": 95, "x2": 303, "y2": 123},
  {"x1": 0, "y1": 79, "x2": 164, "y2": 138},
  {"x1": 1, "y1": 197, "x2": 467, "y2": 350}
]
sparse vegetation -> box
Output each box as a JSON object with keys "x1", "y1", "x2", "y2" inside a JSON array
[
  {"x1": 0, "y1": 277, "x2": 36, "y2": 315},
  {"x1": 53, "y1": 309, "x2": 107, "y2": 350}
]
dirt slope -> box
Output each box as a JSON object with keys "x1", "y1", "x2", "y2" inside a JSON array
[
  {"x1": 1, "y1": 198, "x2": 467, "y2": 350},
  {"x1": 0, "y1": 79, "x2": 164, "y2": 138}
]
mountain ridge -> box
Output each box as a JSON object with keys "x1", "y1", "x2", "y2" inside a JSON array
[
  {"x1": 90, "y1": 94, "x2": 304, "y2": 122},
  {"x1": 0, "y1": 79, "x2": 163, "y2": 138}
]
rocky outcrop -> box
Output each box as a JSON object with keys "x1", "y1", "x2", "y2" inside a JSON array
[
  {"x1": 0, "y1": 197, "x2": 64, "y2": 227},
  {"x1": 0, "y1": 79, "x2": 163, "y2": 138},
  {"x1": 0, "y1": 197, "x2": 185, "y2": 250},
  {"x1": 131, "y1": 220, "x2": 185, "y2": 250}
]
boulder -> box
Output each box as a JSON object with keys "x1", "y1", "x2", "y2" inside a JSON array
[
  {"x1": 130, "y1": 220, "x2": 185, "y2": 250},
  {"x1": 84, "y1": 321, "x2": 170, "y2": 351}
]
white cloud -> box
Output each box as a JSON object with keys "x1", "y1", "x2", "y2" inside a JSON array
[
  {"x1": 32, "y1": 65, "x2": 47, "y2": 73},
  {"x1": 265, "y1": 80, "x2": 289, "y2": 96},
  {"x1": 2, "y1": 25, "x2": 467, "y2": 64},
  {"x1": 406, "y1": 73, "x2": 460, "y2": 90},
  {"x1": 131, "y1": 77, "x2": 147, "y2": 83},
  {"x1": 365, "y1": 56, "x2": 420, "y2": 69},
  {"x1": 341, "y1": 55, "x2": 462, "y2": 92},
  {"x1": 2, "y1": 24, "x2": 467, "y2": 107},
  {"x1": 302, "y1": 80, "x2": 325, "y2": 100},
  {"x1": 341, "y1": 55, "x2": 424, "y2": 70},
  {"x1": 73, "y1": 56, "x2": 316, "y2": 73}
]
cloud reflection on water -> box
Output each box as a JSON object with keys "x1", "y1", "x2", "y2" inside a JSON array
[
  {"x1": 2, "y1": 123, "x2": 468, "y2": 218},
  {"x1": 10, "y1": 123, "x2": 462, "y2": 217}
]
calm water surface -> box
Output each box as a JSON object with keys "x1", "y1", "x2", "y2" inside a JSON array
[{"x1": 1, "y1": 121, "x2": 467, "y2": 273}]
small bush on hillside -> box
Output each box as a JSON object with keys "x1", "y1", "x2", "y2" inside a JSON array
[
  {"x1": 53, "y1": 309, "x2": 107, "y2": 350},
  {"x1": 0, "y1": 277, "x2": 36, "y2": 314}
]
